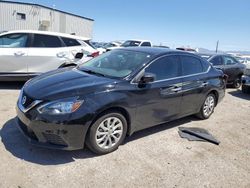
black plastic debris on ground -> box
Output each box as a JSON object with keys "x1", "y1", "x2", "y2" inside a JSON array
[{"x1": 178, "y1": 127, "x2": 220, "y2": 145}]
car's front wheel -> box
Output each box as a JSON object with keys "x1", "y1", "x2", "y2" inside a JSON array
[
  {"x1": 196, "y1": 93, "x2": 216, "y2": 119},
  {"x1": 86, "y1": 112, "x2": 127, "y2": 154}
]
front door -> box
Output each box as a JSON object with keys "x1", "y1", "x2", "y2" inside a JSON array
[
  {"x1": 0, "y1": 33, "x2": 29, "y2": 77},
  {"x1": 133, "y1": 55, "x2": 183, "y2": 131}
]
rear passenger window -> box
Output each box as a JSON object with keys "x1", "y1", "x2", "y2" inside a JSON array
[
  {"x1": 145, "y1": 55, "x2": 181, "y2": 81},
  {"x1": 32, "y1": 34, "x2": 62, "y2": 48},
  {"x1": 210, "y1": 56, "x2": 223, "y2": 66},
  {"x1": 61, "y1": 37, "x2": 81, "y2": 47},
  {"x1": 141, "y1": 42, "x2": 151, "y2": 47},
  {"x1": 181, "y1": 56, "x2": 203, "y2": 75}
]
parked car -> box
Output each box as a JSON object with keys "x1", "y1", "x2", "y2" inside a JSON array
[
  {"x1": 176, "y1": 47, "x2": 197, "y2": 52},
  {"x1": 242, "y1": 63, "x2": 250, "y2": 93},
  {"x1": 0, "y1": 30, "x2": 99, "y2": 81},
  {"x1": 16, "y1": 48, "x2": 226, "y2": 154},
  {"x1": 106, "y1": 39, "x2": 152, "y2": 51},
  {"x1": 198, "y1": 53, "x2": 246, "y2": 88},
  {"x1": 96, "y1": 41, "x2": 122, "y2": 54}
]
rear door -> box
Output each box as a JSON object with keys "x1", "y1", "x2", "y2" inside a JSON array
[
  {"x1": 180, "y1": 55, "x2": 209, "y2": 116},
  {"x1": 222, "y1": 56, "x2": 240, "y2": 82},
  {"x1": 209, "y1": 55, "x2": 224, "y2": 70},
  {"x1": 0, "y1": 33, "x2": 29, "y2": 76},
  {"x1": 27, "y1": 34, "x2": 67, "y2": 75},
  {"x1": 134, "y1": 55, "x2": 183, "y2": 130}
]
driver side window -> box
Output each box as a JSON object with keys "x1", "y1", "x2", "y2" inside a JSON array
[
  {"x1": 223, "y1": 56, "x2": 237, "y2": 65},
  {"x1": 145, "y1": 55, "x2": 181, "y2": 81}
]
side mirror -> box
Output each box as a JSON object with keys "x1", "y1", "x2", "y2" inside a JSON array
[
  {"x1": 75, "y1": 52, "x2": 84, "y2": 59},
  {"x1": 140, "y1": 73, "x2": 155, "y2": 84}
]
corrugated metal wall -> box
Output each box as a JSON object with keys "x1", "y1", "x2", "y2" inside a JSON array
[{"x1": 0, "y1": 2, "x2": 93, "y2": 38}]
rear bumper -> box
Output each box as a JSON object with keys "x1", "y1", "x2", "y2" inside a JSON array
[{"x1": 16, "y1": 105, "x2": 88, "y2": 151}]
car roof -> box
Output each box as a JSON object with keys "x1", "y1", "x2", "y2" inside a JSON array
[
  {"x1": 115, "y1": 47, "x2": 199, "y2": 57},
  {"x1": 125, "y1": 39, "x2": 151, "y2": 43},
  {"x1": 0, "y1": 30, "x2": 91, "y2": 41}
]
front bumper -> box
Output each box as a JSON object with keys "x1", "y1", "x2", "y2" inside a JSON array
[
  {"x1": 16, "y1": 104, "x2": 89, "y2": 151},
  {"x1": 242, "y1": 75, "x2": 250, "y2": 86}
]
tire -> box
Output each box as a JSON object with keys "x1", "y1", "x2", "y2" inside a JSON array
[
  {"x1": 196, "y1": 93, "x2": 216, "y2": 120},
  {"x1": 242, "y1": 85, "x2": 250, "y2": 94},
  {"x1": 86, "y1": 112, "x2": 127, "y2": 154},
  {"x1": 232, "y1": 78, "x2": 241, "y2": 89}
]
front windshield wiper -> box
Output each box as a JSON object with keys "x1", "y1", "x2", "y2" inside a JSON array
[{"x1": 80, "y1": 68, "x2": 106, "y2": 77}]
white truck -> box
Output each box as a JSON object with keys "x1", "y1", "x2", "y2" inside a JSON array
[{"x1": 106, "y1": 39, "x2": 152, "y2": 51}]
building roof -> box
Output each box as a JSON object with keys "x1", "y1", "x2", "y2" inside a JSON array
[{"x1": 0, "y1": 0, "x2": 94, "y2": 21}]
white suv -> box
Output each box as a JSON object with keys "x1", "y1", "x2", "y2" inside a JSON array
[{"x1": 0, "y1": 30, "x2": 98, "y2": 81}]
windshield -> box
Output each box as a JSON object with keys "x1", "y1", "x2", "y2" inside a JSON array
[
  {"x1": 78, "y1": 50, "x2": 152, "y2": 78},
  {"x1": 121, "y1": 40, "x2": 141, "y2": 47}
]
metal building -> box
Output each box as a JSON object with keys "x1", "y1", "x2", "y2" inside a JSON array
[{"x1": 0, "y1": 1, "x2": 94, "y2": 38}]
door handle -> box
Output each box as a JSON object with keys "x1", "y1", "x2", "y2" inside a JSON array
[
  {"x1": 201, "y1": 82, "x2": 208, "y2": 87},
  {"x1": 57, "y1": 52, "x2": 67, "y2": 58},
  {"x1": 171, "y1": 87, "x2": 182, "y2": 92},
  {"x1": 14, "y1": 51, "x2": 25, "y2": 56}
]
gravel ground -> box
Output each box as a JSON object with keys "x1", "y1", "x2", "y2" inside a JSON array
[{"x1": 0, "y1": 82, "x2": 249, "y2": 188}]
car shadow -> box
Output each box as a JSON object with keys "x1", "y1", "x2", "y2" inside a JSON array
[
  {"x1": 124, "y1": 116, "x2": 197, "y2": 144},
  {"x1": 1, "y1": 116, "x2": 199, "y2": 165},
  {"x1": 0, "y1": 81, "x2": 25, "y2": 90},
  {"x1": 0, "y1": 118, "x2": 96, "y2": 165},
  {"x1": 228, "y1": 89, "x2": 250, "y2": 100}
]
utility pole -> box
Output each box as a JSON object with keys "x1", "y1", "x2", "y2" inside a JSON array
[{"x1": 216, "y1": 40, "x2": 219, "y2": 53}]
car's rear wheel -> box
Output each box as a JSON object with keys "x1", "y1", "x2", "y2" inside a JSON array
[
  {"x1": 196, "y1": 93, "x2": 216, "y2": 119},
  {"x1": 233, "y1": 78, "x2": 241, "y2": 88},
  {"x1": 86, "y1": 112, "x2": 127, "y2": 154}
]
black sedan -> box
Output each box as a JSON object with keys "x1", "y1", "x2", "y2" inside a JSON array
[
  {"x1": 198, "y1": 53, "x2": 246, "y2": 88},
  {"x1": 16, "y1": 48, "x2": 226, "y2": 154}
]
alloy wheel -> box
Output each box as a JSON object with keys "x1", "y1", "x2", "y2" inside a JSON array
[
  {"x1": 203, "y1": 95, "x2": 215, "y2": 117},
  {"x1": 95, "y1": 117, "x2": 123, "y2": 149}
]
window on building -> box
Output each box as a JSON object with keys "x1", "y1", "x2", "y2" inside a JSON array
[
  {"x1": 16, "y1": 13, "x2": 26, "y2": 20},
  {"x1": 32, "y1": 34, "x2": 62, "y2": 48}
]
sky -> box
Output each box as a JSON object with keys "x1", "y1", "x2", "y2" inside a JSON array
[{"x1": 5, "y1": 0, "x2": 250, "y2": 51}]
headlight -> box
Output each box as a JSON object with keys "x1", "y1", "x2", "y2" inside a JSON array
[{"x1": 37, "y1": 97, "x2": 84, "y2": 115}]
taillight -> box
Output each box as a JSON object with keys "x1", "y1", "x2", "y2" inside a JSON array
[{"x1": 91, "y1": 51, "x2": 99, "y2": 57}]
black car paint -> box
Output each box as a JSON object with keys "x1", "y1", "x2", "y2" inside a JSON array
[
  {"x1": 207, "y1": 54, "x2": 246, "y2": 83},
  {"x1": 16, "y1": 48, "x2": 226, "y2": 150}
]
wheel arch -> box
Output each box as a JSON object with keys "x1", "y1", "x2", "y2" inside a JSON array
[
  {"x1": 88, "y1": 106, "x2": 132, "y2": 136},
  {"x1": 207, "y1": 89, "x2": 219, "y2": 106},
  {"x1": 58, "y1": 63, "x2": 77, "y2": 68}
]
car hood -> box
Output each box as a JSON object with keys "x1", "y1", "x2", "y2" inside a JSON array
[{"x1": 23, "y1": 67, "x2": 117, "y2": 100}]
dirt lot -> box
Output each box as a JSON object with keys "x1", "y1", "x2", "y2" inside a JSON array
[{"x1": 0, "y1": 82, "x2": 249, "y2": 188}]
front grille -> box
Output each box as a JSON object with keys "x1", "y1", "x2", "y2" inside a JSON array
[{"x1": 42, "y1": 133, "x2": 67, "y2": 146}]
